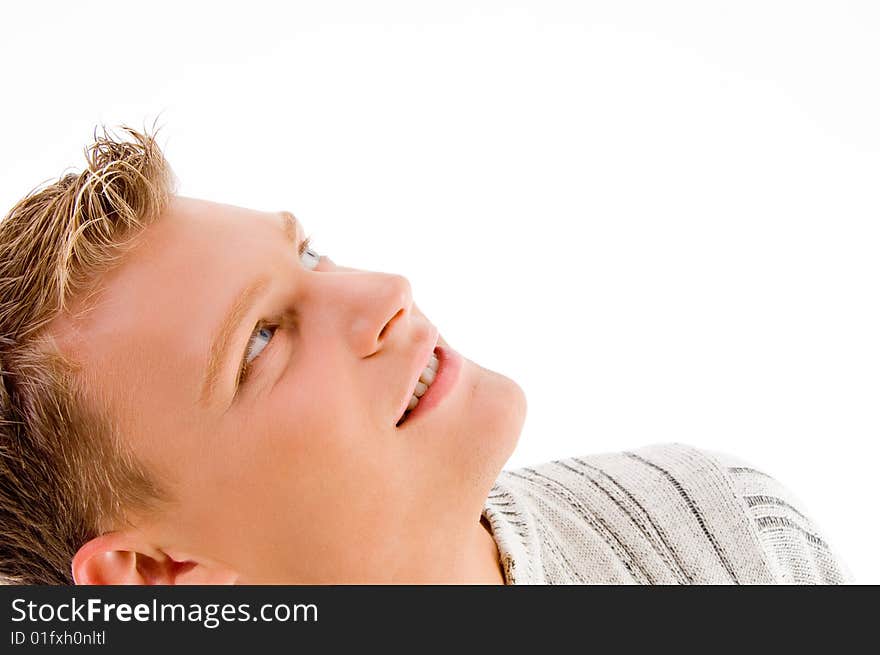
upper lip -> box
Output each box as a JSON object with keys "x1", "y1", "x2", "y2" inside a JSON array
[{"x1": 396, "y1": 324, "x2": 440, "y2": 424}]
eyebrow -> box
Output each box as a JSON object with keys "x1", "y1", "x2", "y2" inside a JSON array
[{"x1": 199, "y1": 211, "x2": 299, "y2": 408}]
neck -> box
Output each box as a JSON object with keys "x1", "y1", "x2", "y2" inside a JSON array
[
  {"x1": 442, "y1": 514, "x2": 506, "y2": 585},
  {"x1": 389, "y1": 510, "x2": 506, "y2": 584}
]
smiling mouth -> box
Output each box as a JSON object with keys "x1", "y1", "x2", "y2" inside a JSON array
[{"x1": 396, "y1": 347, "x2": 441, "y2": 427}]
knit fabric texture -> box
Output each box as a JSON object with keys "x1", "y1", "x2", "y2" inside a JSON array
[{"x1": 480, "y1": 442, "x2": 853, "y2": 584}]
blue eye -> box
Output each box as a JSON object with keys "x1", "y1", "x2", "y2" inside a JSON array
[
  {"x1": 236, "y1": 236, "x2": 321, "y2": 386},
  {"x1": 242, "y1": 323, "x2": 276, "y2": 377}
]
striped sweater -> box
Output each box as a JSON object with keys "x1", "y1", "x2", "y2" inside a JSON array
[{"x1": 480, "y1": 442, "x2": 853, "y2": 584}]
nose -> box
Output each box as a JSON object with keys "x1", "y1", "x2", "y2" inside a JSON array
[{"x1": 311, "y1": 267, "x2": 413, "y2": 358}]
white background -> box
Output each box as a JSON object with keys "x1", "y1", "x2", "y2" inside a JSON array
[{"x1": 1, "y1": 1, "x2": 877, "y2": 583}]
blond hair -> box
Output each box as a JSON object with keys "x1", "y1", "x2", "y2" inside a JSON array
[{"x1": 0, "y1": 124, "x2": 177, "y2": 584}]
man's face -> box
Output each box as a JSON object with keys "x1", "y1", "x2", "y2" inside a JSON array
[{"x1": 50, "y1": 196, "x2": 526, "y2": 583}]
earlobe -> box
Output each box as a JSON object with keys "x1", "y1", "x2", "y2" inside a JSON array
[{"x1": 71, "y1": 533, "x2": 241, "y2": 585}]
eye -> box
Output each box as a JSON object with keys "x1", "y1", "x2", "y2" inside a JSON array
[
  {"x1": 299, "y1": 235, "x2": 320, "y2": 271},
  {"x1": 236, "y1": 235, "x2": 322, "y2": 387}
]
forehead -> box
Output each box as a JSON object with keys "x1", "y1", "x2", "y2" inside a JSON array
[{"x1": 46, "y1": 197, "x2": 283, "y2": 435}]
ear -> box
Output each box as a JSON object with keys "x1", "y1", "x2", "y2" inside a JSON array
[{"x1": 71, "y1": 531, "x2": 240, "y2": 585}]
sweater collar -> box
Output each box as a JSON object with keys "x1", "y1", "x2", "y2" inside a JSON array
[{"x1": 481, "y1": 475, "x2": 547, "y2": 584}]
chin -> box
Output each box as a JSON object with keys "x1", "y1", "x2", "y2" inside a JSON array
[{"x1": 460, "y1": 358, "x2": 527, "y2": 489}]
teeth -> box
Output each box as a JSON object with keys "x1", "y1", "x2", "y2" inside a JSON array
[
  {"x1": 419, "y1": 364, "x2": 436, "y2": 386},
  {"x1": 400, "y1": 352, "x2": 441, "y2": 421},
  {"x1": 416, "y1": 353, "x2": 439, "y2": 394}
]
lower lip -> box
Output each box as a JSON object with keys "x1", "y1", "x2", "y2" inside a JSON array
[{"x1": 396, "y1": 345, "x2": 462, "y2": 427}]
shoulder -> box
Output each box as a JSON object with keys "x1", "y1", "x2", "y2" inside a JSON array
[
  {"x1": 666, "y1": 442, "x2": 854, "y2": 584},
  {"x1": 497, "y1": 442, "x2": 853, "y2": 584}
]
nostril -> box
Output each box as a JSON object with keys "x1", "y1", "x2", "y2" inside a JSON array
[{"x1": 379, "y1": 308, "x2": 405, "y2": 341}]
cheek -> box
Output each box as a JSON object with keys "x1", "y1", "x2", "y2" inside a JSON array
[
  {"x1": 255, "y1": 367, "x2": 365, "y2": 467},
  {"x1": 278, "y1": 351, "x2": 383, "y2": 432},
  {"x1": 273, "y1": 370, "x2": 395, "y2": 455},
  {"x1": 240, "y1": 390, "x2": 401, "y2": 526},
  {"x1": 241, "y1": 342, "x2": 399, "y2": 485}
]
